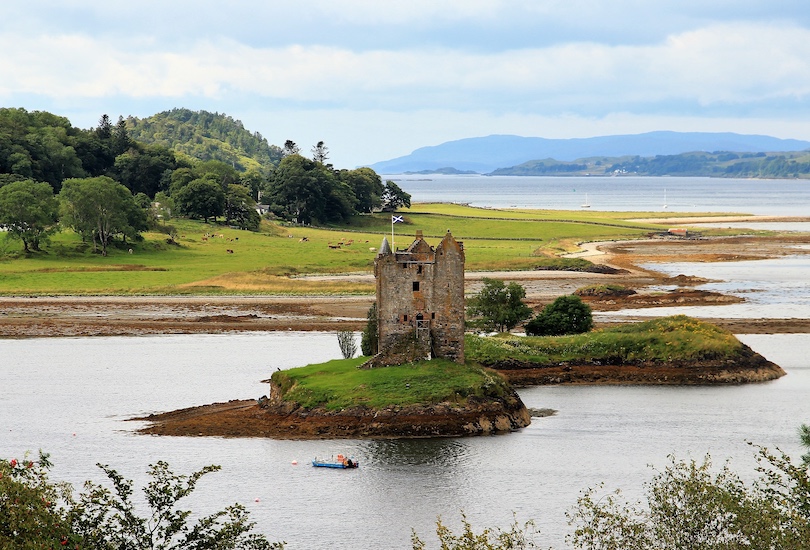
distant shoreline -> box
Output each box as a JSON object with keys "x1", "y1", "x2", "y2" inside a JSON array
[{"x1": 1, "y1": 234, "x2": 808, "y2": 338}]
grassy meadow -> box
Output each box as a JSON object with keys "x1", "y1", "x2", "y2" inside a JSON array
[
  {"x1": 270, "y1": 356, "x2": 513, "y2": 410},
  {"x1": 0, "y1": 203, "x2": 722, "y2": 295},
  {"x1": 466, "y1": 316, "x2": 743, "y2": 365}
]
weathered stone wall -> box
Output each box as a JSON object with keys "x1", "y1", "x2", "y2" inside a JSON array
[
  {"x1": 431, "y1": 232, "x2": 466, "y2": 363},
  {"x1": 374, "y1": 230, "x2": 465, "y2": 364}
]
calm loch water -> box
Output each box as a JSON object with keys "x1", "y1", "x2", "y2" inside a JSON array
[{"x1": 2, "y1": 332, "x2": 808, "y2": 549}]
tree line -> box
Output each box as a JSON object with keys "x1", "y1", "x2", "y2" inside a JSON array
[{"x1": 0, "y1": 108, "x2": 410, "y2": 254}]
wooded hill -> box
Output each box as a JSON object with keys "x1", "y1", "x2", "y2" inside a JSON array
[
  {"x1": 126, "y1": 108, "x2": 282, "y2": 174},
  {"x1": 490, "y1": 150, "x2": 810, "y2": 178}
]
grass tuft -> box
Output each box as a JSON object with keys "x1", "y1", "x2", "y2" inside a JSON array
[{"x1": 270, "y1": 357, "x2": 513, "y2": 410}]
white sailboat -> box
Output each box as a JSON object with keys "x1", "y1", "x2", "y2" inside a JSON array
[
  {"x1": 662, "y1": 189, "x2": 668, "y2": 209},
  {"x1": 581, "y1": 193, "x2": 591, "y2": 208}
]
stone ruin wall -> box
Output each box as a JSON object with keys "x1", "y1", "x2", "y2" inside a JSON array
[{"x1": 373, "y1": 230, "x2": 465, "y2": 366}]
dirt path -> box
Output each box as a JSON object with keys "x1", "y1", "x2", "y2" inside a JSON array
[{"x1": 2, "y1": 234, "x2": 808, "y2": 337}]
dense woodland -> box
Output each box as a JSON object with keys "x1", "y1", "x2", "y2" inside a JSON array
[
  {"x1": 126, "y1": 108, "x2": 283, "y2": 173},
  {"x1": 0, "y1": 107, "x2": 410, "y2": 255}
]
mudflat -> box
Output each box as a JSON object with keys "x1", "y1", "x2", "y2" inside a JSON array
[{"x1": 2, "y1": 234, "x2": 808, "y2": 337}]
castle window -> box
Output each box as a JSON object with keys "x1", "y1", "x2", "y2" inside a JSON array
[
  {"x1": 417, "y1": 265, "x2": 423, "y2": 274},
  {"x1": 403, "y1": 314, "x2": 408, "y2": 322},
  {"x1": 431, "y1": 312, "x2": 436, "y2": 319},
  {"x1": 412, "y1": 281, "x2": 420, "y2": 292}
]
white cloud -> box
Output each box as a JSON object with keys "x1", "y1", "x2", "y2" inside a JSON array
[
  {"x1": 3, "y1": 22, "x2": 809, "y2": 112},
  {"x1": 3, "y1": 9, "x2": 810, "y2": 167}
]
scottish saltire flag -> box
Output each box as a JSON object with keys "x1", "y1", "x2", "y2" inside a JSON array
[{"x1": 392, "y1": 215, "x2": 404, "y2": 223}]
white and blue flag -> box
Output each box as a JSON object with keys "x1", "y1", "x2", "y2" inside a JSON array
[{"x1": 392, "y1": 215, "x2": 404, "y2": 223}]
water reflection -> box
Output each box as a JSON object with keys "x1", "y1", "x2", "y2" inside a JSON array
[{"x1": 362, "y1": 438, "x2": 470, "y2": 467}]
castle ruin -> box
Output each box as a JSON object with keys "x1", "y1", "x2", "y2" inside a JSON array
[{"x1": 371, "y1": 230, "x2": 465, "y2": 366}]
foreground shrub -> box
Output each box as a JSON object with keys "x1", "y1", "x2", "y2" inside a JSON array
[
  {"x1": 412, "y1": 512, "x2": 541, "y2": 550},
  {"x1": 567, "y1": 435, "x2": 810, "y2": 549},
  {"x1": 0, "y1": 451, "x2": 79, "y2": 549},
  {"x1": 1, "y1": 454, "x2": 284, "y2": 550}
]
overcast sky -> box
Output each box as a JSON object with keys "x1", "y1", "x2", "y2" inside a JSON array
[{"x1": 3, "y1": 1, "x2": 810, "y2": 167}]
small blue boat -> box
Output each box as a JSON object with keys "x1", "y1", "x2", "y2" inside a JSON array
[{"x1": 312, "y1": 454, "x2": 359, "y2": 469}]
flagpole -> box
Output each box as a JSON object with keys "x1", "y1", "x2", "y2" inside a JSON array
[{"x1": 390, "y1": 214, "x2": 404, "y2": 248}]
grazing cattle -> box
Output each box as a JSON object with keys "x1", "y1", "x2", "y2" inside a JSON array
[
  {"x1": 369, "y1": 247, "x2": 376, "y2": 252},
  {"x1": 299, "y1": 237, "x2": 309, "y2": 242},
  {"x1": 328, "y1": 244, "x2": 341, "y2": 249},
  {"x1": 226, "y1": 249, "x2": 234, "y2": 254}
]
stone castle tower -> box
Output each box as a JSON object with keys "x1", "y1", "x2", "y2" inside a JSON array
[{"x1": 372, "y1": 230, "x2": 465, "y2": 366}]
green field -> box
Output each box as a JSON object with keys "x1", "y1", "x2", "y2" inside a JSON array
[
  {"x1": 270, "y1": 356, "x2": 513, "y2": 410},
  {"x1": 0, "y1": 203, "x2": 737, "y2": 295}
]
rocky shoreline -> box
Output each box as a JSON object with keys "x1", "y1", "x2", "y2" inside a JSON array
[
  {"x1": 135, "y1": 389, "x2": 531, "y2": 439},
  {"x1": 489, "y1": 345, "x2": 786, "y2": 386}
]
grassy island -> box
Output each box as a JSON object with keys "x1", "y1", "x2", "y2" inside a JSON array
[
  {"x1": 139, "y1": 358, "x2": 531, "y2": 439},
  {"x1": 138, "y1": 316, "x2": 785, "y2": 439},
  {"x1": 269, "y1": 357, "x2": 514, "y2": 410},
  {"x1": 467, "y1": 316, "x2": 785, "y2": 385}
]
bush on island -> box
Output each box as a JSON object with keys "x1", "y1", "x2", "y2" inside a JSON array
[{"x1": 525, "y1": 295, "x2": 593, "y2": 336}]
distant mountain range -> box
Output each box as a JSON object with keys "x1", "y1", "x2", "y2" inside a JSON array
[{"x1": 368, "y1": 132, "x2": 810, "y2": 174}]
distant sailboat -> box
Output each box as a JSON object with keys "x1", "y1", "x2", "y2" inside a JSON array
[
  {"x1": 662, "y1": 189, "x2": 668, "y2": 209},
  {"x1": 581, "y1": 193, "x2": 591, "y2": 208}
]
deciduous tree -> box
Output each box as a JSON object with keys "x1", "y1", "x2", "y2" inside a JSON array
[
  {"x1": 173, "y1": 177, "x2": 226, "y2": 223},
  {"x1": 266, "y1": 154, "x2": 354, "y2": 224},
  {"x1": 225, "y1": 183, "x2": 261, "y2": 230},
  {"x1": 339, "y1": 167, "x2": 383, "y2": 213},
  {"x1": 0, "y1": 451, "x2": 79, "y2": 549},
  {"x1": 568, "y1": 440, "x2": 810, "y2": 550},
  {"x1": 466, "y1": 278, "x2": 532, "y2": 332},
  {"x1": 72, "y1": 461, "x2": 284, "y2": 550},
  {"x1": 59, "y1": 176, "x2": 145, "y2": 255},
  {"x1": 0, "y1": 179, "x2": 59, "y2": 252},
  {"x1": 381, "y1": 180, "x2": 411, "y2": 211}
]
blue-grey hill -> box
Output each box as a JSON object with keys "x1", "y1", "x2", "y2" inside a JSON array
[{"x1": 368, "y1": 131, "x2": 810, "y2": 174}]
